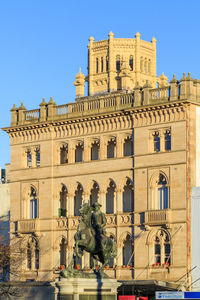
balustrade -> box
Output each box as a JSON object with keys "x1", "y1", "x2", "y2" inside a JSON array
[
  {"x1": 18, "y1": 219, "x2": 39, "y2": 233},
  {"x1": 145, "y1": 209, "x2": 171, "y2": 225}
]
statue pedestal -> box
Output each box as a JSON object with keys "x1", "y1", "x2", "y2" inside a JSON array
[{"x1": 56, "y1": 277, "x2": 120, "y2": 300}]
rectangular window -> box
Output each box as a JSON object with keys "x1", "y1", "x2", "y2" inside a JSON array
[
  {"x1": 27, "y1": 151, "x2": 32, "y2": 167},
  {"x1": 36, "y1": 149, "x2": 40, "y2": 167},
  {"x1": 30, "y1": 199, "x2": 38, "y2": 219},
  {"x1": 153, "y1": 132, "x2": 160, "y2": 152},
  {"x1": 165, "y1": 131, "x2": 171, "y2": 151}
]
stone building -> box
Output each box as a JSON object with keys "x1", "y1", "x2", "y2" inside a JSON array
[{"x1": 2, "y1": 32, "x2": 200, "y2": 293}]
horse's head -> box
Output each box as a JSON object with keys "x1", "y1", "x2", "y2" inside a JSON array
[{"x1": 79, "y1": 202, "x2": 91, "y2": 216}]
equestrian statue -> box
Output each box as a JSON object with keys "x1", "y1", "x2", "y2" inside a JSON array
[{"x1": 60, "y1": 202, "x2": 117, "y2": 278}]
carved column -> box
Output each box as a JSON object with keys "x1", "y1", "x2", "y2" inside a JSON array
[
  {"x1": 116, "y1": 189, "x2": 123, "y2": 213},
  {"x1": 99, "y1": 192, "x2": 106, "y2": 213},
  {"x1": 67, "y1": 193, "x2": 75, "y2": 217}
]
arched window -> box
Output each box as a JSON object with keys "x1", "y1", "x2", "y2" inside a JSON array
[
  {"x1": 106, "y1": 181, "x2": 115, "y2": 214},
  {"x1": 27, "y1": 237, "x2": 39, "y2": 270},
  {"x1": 150, "y1": 173, "x2": 169, "y2": 210},
  {"x1": 60, "y1": 238, "x2": 67, "y2": 267},
  {"x1": 74, "y1": 184, "x2": 83, "y2": 216},
  {"x1": 101, "y1": 57, "x2": 104, "y2": 72},
  {"x1": 60, "y1": 144, "x2": 68, "y2": 164},
  {"x1": 129, "y1": 55, "x2": 133, "y2": 71},
  {"x1": 116, "y1": 55, "x2": 120, "y2": 71},
  {"x1": 91, "y1": 141, "x2": 99, "y2": 161},
  {"x1": 123, "y1": 234, "x2": 133, "y2": 266},
  {"x1": 59, "y1": 185, "x2": 67, "y2": 217},
  {"x1": 123, "y1": 179, "x2": 134, "y2": 212},
  {"x1": 107, "y1": 138, "x2": 116, "y2": 159},
  {"x1": 96, "y1": 58, "x2": 99, "y2": 73},
  {"x1": 153, "y1": 230, "x2": 171, "y2": 266},
  {"x1": 90, "y1": 182, "x2": 99, "y2": 205},
  {"x1": 75, "y1": 143, "x2": 83, "y2": 163},
  {"x1": 30, "y1": 187, "x2": 38, "y2": 219},
  {"x1": 124, "y1": 136, "x2": 133, "y2": 156}
]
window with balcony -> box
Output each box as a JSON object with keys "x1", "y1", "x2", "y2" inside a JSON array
[
  {"x1": 60, "y1": 144, "x2": 68, "y2": 164},
  {"x1": 150, "y1": 172, "x2": 169, "y2": 210},
  {"x1": 30, "y1": 187, "x2": 38, "y2": 219}
]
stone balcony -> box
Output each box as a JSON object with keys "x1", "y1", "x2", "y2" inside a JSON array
[
  {"x1": 145, "y1": 209, "x2": 171, "y2": 225},
  {"x1": 9, "y1": 73, "x2": 200, "y2": 127},
  {"x1": 18, "y1": 219, "x2": 40, "y2": 233}
]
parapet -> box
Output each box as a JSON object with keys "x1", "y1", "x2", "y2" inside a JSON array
[{"x1": 9, "y1": 73, "x2": 200, "y2": 127}]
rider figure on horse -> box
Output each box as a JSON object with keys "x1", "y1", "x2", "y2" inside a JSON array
[{"x1": 92, "y1": 202, "x2": 106, "y2": 236}]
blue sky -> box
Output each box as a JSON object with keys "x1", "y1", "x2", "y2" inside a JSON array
[{"x1": 0, "y1": 0, "x2": 200, "y2": 168}]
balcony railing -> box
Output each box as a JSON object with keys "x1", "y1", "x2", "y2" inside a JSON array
[
  {"x1": 18, "y1": 219, "x2": 39, "y2": 233},
  {"x1": 145, "y1": 209, "x2": 171, "y2": 225}
]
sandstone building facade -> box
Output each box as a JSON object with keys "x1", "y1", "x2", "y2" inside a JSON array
[{"x1": 3, "y1": 33, "x2": 200, "y2": 291}]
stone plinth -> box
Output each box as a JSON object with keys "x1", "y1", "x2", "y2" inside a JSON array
[{"x1": 56, "y1": 277, "x2": 120, "y2": 300}]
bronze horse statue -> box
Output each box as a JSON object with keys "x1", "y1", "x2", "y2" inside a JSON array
[{"x1": 73, "y1": 202, "x2": 117, "y2": 270}]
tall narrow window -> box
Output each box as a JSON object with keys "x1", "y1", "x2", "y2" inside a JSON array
[
  {"x1": 158, "y1": 173, "x2": 169, "y2": 209},
  {"x1": 91, "y1": 141, "x2": 99, "y2": 161},
  {"x1": 74, "y1": 184, "x2": 83, "y2": 216},
  {"x1": 30, "y1": 187, "x2": 38, "y2": 219},
  {"x1": 35, "y1": 247, "x2": 39, "y2": 269},
  {"x1": 27, "y1": 149, "x2": 32, "y2": 168},
  {"x1": 96, "y1": 58, "x2": 99, "y2": 73},
  {"x1": 90, "y1": 182, "x2": 99, "y2": 206},
  {"x1": 124, "y1": 137, "x2": 133, "y2": 156},
  {"x1": 123, "y1": 179, "x2": 133, "y2": 212},
  {"x1": 129, "y1": 55, "x2": 133, "y2": 71},
  {"x1": 123, "y1": 235, "x2": 133, "y2": 266},
  {"x1": 75, "y1": 143, "x2": 83, "y2": 163},
  {"x1": 59, "y1": 185, "x2": 67, "y2": 217},
  {"x1": 154, "y1": 236, "x2": 161, "y2": 264},
  {"x1": 36, "y1": 148, "x2": 40, "y2": 167},
  {"x1": 106, "y1": 181, "x2": 115, "y2": 214},
  {"x1": 140, "y1": 57, "x2": 144, "y2": 72},
  {"x1": 116, "y1": 55, "x2": 120, "y2": 71},
  {"x1": 27, "y1": 243, "x2": 32, "y2": 270},
  {"x1": 101, "y1": 57, "x2": 103, "y2": 72},
  {"x1": 165, "y1": 130, "x2": 171, "y2": 151},
  {"x1": 60, "y1": 144, "x2": 68, "y2": 164},
  {"x1": 153, "y1": 132, "x2": 160, "y2": 152},
  {"x1": 107, "y1": 139, "x2": 116, "y2": 159},
  {"x1": 60, "y1": 238, "x2": 67, "y2": 267},
  {"x1": 106, "y1": 56, "x2": 109, "y2": 72}
]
